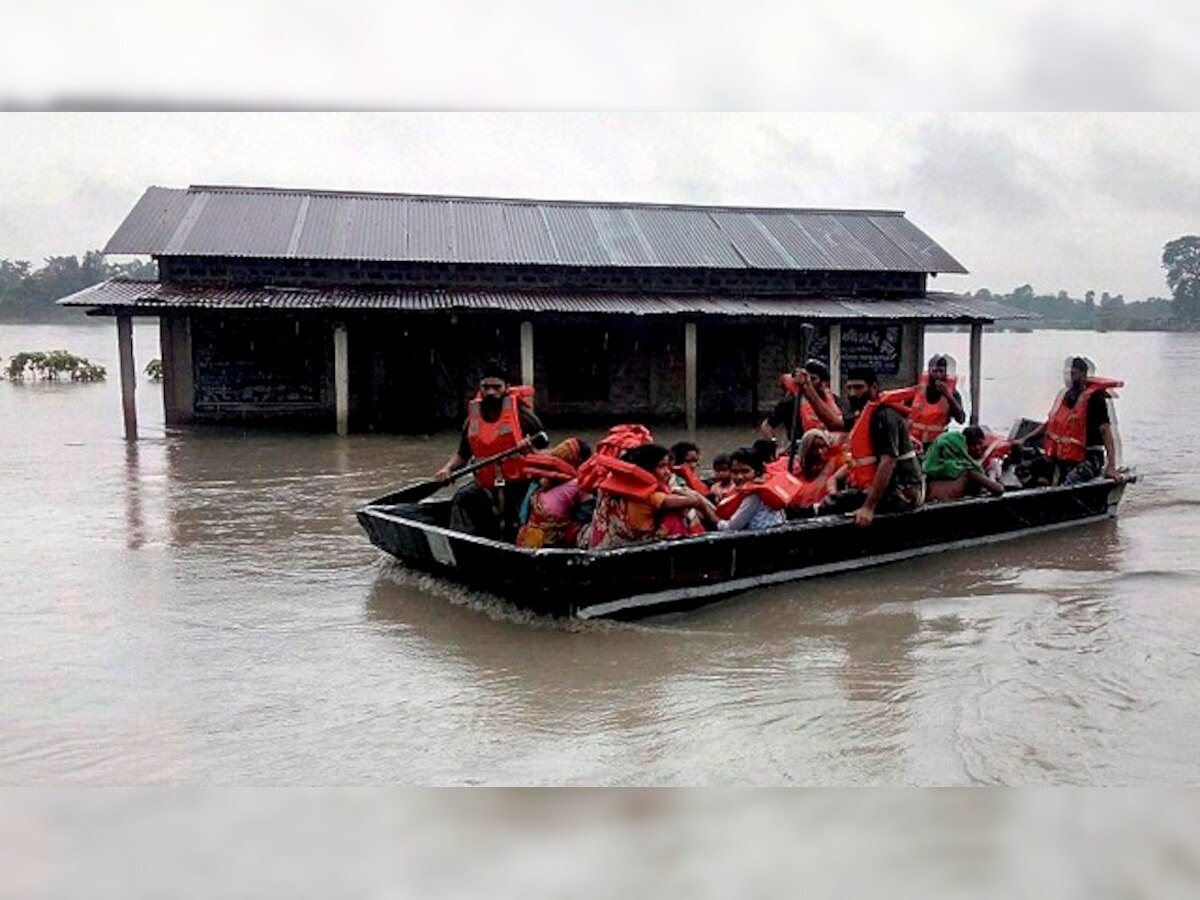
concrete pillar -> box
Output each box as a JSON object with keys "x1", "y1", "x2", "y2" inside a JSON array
[
  {"x1": 520, "y1": 320, "x2": 534, "y2": 387},
  {"x1": 915, "y1": 323, "x2": 927, "y2": 376},
  {"x1": 828, "y1": 323, "x2": 842, "y2": 393},
  {"x1": 334, "y1": 323, "x2": 349, "y2": 436},
  {"x1": 159, "y1": 314, "x2": 194, "y2": 425},
  {"x1": 969, "y1": 322, "x2": 984, "y2": 425},
  {"x1": 117, "y1": 314, "x2": 137, "y2": 441},
  {"x1": 684, "y1": 320, "x2": 697, "y2": 437}
]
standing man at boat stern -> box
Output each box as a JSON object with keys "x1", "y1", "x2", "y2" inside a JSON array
[
  {"x1": 843, "y1": 366, "x2": 924, "y2": 528},
  {"x1": 434, "y1": 361, "x2": 545, "y2": 540}
]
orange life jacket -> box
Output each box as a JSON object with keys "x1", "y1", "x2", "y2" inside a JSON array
[
  {"x1": 848, "y1": 387, "x2": 919, "y2": 490},
  {"x1": 595, "y1": 424, "x2": 654, "y2": 458},
  {"x1": 591, "y1": 456, "x2": 662, "y2": 501},
  {"x1": 1044, "y1": 377, "x2": 1123, "y2": 462},
  {"x1": 466, "y1": 385, "x2": 534, "y2": 489},
  {"x1": 673, "y1": 465, "x2": 711, "y2": 496},
  {"x1": 979, "y1": 430, "x2": 1014, "y2": 469},
  {"x1": 779, "y1": 373, "x2": 835, "y2": 433},
  {"x1": 907, "y1": 373, "x2": 959, "y2": 446},
  {"x1": 518, "y1": 453, "x2": 578, "y2": 484},
  {"x1": 716, "y1": 471, "x2": 805, "y2": 519},
  {"x1": 793, "y1": 457, "x2": 843, "y2": 509}
]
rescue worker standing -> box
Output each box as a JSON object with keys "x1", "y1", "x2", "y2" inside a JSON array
[
  {"x1": 907, "y1": 355, "x2": 966, "y2": 448},
  {"x1": 758, "y1": 359, "x2": 845, "y2": 444},
  {"x1": 434, "y1": 362, "x2": 545, "y2": 539},
  {"x1": 1019, "y1": 356, "x2": 1123, "y2": 486},
  {"x1": 842, "y1": 366, "x2": 924, "y2": 528}
]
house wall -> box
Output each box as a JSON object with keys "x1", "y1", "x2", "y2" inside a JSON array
[
  {"x1": 157, "y1": 256, "x2": 927, "y2": 298},
  {"x1": 163, "y1": 310, "x2": 930, "y2": 433}
]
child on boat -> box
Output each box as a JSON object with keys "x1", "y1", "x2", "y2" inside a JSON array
[
  {"x1": 707, "y1": 453, "x2": 737, "y2": 503},
  {"x1": 715, "y1": 447, "x2": 793, "y2": 532}
]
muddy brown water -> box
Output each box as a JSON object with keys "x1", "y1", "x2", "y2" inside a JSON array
[{"x1": 2, "y1": 323, "x2": 1198, "y2": 784}]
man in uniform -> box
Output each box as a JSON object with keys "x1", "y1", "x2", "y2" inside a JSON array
[{"x1": 434, "y1": 361, "x2": 545, "y2": 539}]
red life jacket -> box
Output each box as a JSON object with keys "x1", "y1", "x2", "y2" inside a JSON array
[
  {"x1": 673, "y1": 465, "x2": 711, "y2": 496},
  {"x1": 779, "y1": 373, "x2": 834, "y2": 433},
  {"x1": 848, "y1": 387, "x2": 919, "y2": 490},
  {"x1": 716, "y1": 471, "x2": 805, "y2": 519},
  {"x1": 466, "y1": 385, "x2": 534, "y2": 489},
  {"x1": 907, "y1": 373, "x2": 959, "y2": 446},
  {"x1": 518, "y1": 453, "x2": 578, "y2": 484},
  {"x1": 1044, "y1": 377, "x2": 1123, "y2": 462}
]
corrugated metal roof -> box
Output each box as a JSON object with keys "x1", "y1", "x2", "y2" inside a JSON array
[
  {"x1": 102, "y1": 185, "x2": 968, "y2": 274},
  {"x1": 60, "y1": 279, "x2": 1032, "y2": 322}
]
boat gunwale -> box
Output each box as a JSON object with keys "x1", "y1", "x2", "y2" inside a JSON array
[{"x1": 357, "y1": 475, "x2": 1132, "y2": 559}]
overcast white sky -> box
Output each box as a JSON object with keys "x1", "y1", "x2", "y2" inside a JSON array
[{"x1": 1, "y1": 113, "x2": 1196, "y2": 300}]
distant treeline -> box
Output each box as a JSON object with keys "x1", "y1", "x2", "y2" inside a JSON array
[
  {"x1": 0, "y1": 252, "x2": 156, "y2": 323},
  {"x1": 974, "y1": 285, "x2": 1181, "y2": 331}
]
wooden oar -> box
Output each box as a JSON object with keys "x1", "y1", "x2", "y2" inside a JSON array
[
  {"x1": 370, "y1": 431, "x2": 550, "y2": 506},
  {"x1": 787, "y1": 324, "x2": 815, "y2": 473}
]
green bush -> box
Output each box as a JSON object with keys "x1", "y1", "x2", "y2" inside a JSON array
[{"x1": 4, "y1": 349, "x2": 106, "y2": 382}]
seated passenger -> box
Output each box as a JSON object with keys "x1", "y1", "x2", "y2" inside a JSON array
[
  {"x1": 922, "y1": 426, "x2": 1005, "y2": 503},
  {"x1": 1017, "y1": 356, "x2": 1124, "y2": 486},
  {"x1": 707, "y1": 453, "x2": 737, "y2": 503},
  {"x1": 582, "y1": 443, "x2": 717, "y2": 550},
  {"x1": 907, "y1": 354, "x2": 966, "y2": 448},
  {"x1": 791, "y1": 429, "x2": 849, "y2": 513},
  {"x1": 514, "y1": 438, "x2": 593, "y2": 549},
  {"x1": 715, "y1": 447, "x2": 795, "y2": 532},
  {"x1": 669, "y1": 440, "x2": 710, "y2": 495}
]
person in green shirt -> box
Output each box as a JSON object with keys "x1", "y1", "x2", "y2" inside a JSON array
[{"x1": 923, "y1": 425, "x2": 1005, "y2": 503}]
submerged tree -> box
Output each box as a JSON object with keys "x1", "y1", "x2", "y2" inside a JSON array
[
  {"x1": 1163, "y1": 236, "x2": 1200, "y2": 322},
  {"x1": 5, "y1": 350, "x2": 106, "y2": 382}
]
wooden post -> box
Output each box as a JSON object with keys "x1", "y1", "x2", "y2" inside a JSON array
[
  {"x1": 828, "y1": 323, "x2": 842, "y2": 393},
  {"x1": 684, "y1": 321, "x2": 697, "y2": 437},
  {"x1": 915, "y1": 323, "x2": 927, "y2": 378},
  {"x1": 117, "y1": 314, "x2": 137, "y2": 441},
  {"x1": 334, "y1": 323, "x2": 349, "y2": 437},
  {"x1": 520, "y1": 320, "x2": 534, "y2": 387},
  {"x1": 969, "y1": 322, "x2": 984, "y2": 425}
]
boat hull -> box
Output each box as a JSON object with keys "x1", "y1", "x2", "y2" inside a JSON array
[{"x1": 357, "y1": 479, "x2": 1129, "y2": 619}]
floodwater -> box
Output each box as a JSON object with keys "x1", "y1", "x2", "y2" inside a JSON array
[{"x1": 2, "y1": 322, "x2": 1198, "y2": 785}]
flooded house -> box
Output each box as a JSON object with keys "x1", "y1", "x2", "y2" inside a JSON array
[{"x1": 60, "y1": 184, "x2": 1020, "y2": 438}]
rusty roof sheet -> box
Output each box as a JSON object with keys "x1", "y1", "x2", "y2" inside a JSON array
[
  {"x1": 60, "y1": 279, "x2": 1032, "y2": 322},
  {"x1": 103, "y1": 185, "x2": 968, "y2": 274}
]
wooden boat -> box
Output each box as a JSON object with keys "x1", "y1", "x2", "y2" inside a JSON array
[{"x1": 356, "y1": 475, "x2": 1134, "y2": 620}]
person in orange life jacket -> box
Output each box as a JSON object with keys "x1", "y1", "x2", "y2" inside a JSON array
[
  {"x1": 668, "y1": 440, "x2": 709, "y2": 533},
  {"x1": 1018, "y1": 356, "x2": 1123, "y2": 486},
  {"x1": 583, "y1": 443, "x2": 717, "y2": 550},
  {"x1": 716, "y1": 447, "x2": 789, "y2": 532},
  {"x1": 791, "y1": 428, "x2": 850, "y2": 512},
  {"x1": 707, "y1": 453, "x2": 737, "y2": 502},
  {"x1": 433, "y1": 361, "x2": 545, "y2": 540},
  {"x1": 514, "y1": 438, "x2": 593, "y2": 549},
  {"x1": 922, "y1": 425, "x2": 1006, "y2": 503},
  {"x1": 842, "y1": 366, "x2": 925, "y2": 528},
  {"x1": 907, "y1": 355, "x2": 965, "y2": 448},
  {"x1": 758, "y1": 359, "x2": 846, "y2": 443}
]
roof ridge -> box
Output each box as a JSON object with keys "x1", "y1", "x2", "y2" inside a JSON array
[{"x1": 183, "y1": 184, "x2": 906, "y2": 217}]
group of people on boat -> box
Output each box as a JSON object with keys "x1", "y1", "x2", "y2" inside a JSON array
[{"x1": 432, "y1": 353, "x2": 1123, "y2": 550}]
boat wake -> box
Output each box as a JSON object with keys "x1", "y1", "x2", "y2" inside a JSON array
[{"x1": 375, "y1": 561, "x2": 634, "y2": 633}]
